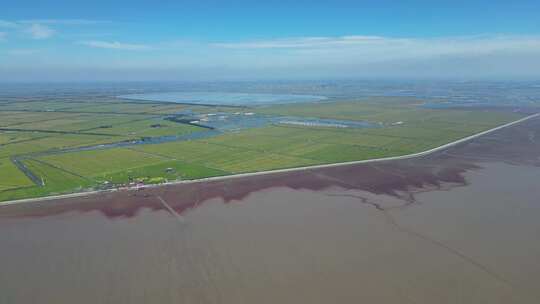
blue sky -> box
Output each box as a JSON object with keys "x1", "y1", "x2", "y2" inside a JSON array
[{"x1": 1, "y1": 0, "x2": 540, "y2": 81}]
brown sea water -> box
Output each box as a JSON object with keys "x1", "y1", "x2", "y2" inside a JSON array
[{"x1": 1, "y1": 117, "x2": 539, "y2": 304}]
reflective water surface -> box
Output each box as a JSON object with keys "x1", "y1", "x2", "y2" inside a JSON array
[{"x1": 119, "y1": 92, "x2": 328, "y2": 106}]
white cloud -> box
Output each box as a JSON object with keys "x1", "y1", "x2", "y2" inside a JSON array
[
  {"x1": 3, "y1": 33, "x2": 540, "y2": 80},
  {"x1": 212, "y1": 35, "x2": 540, "y2": 66},
  {"x1": 26, "y1": 24, "x2": 55, "y2": 39},
  {"x1": 0, "y1": 19, "x2": 111, "y2": 41},
  {"x1": 0, "y1": 20, "x2": 18, "y2": 28},
  {"x1": 214, "y1": 35, "x2": 387, "y2": 49},
  {"x1": 19, "y1": 19, "x2": 109, "y2": 25},
  {"x1": 214, "y1": 34, "x2": 540, "y2": 52},
  {"x1": 80, "y1": 40, "x2": 152, "y2": 50}
]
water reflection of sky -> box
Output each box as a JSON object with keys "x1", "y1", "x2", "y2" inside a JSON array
[
  {"x1": 119, "y1": 92, "x2": 328, "y2": 106},
  {"x1": 176, "y1": 112, "x2": 379, "y2": 131}
]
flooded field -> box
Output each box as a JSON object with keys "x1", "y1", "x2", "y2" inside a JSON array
[
  {"x1": 169, "y1": 111, "x2": 379, "y2": 131},
  {"x1": 1, "y1": 117, "x2": 540, "y2": 303}
]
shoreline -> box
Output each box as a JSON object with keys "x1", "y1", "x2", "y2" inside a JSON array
[{"x1": 2, "y1": 112, "x2": 538, "y2": 206}]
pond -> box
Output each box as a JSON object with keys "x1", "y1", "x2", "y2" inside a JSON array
[{"x1": 118, "y1": 92, "x2": 328, "y2": 106}]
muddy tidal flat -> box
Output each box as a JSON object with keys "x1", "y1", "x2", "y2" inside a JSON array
[{"x1": 1, "y1": 117, "x2": 540, "y2": 304}]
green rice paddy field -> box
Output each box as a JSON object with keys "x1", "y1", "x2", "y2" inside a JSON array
[{"x1": 0, "y1": 97, "x2": 524, "y2": 202}]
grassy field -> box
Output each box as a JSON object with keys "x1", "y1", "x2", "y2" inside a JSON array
[
  {"x1": 95, "y1": 118, "x2": 201, "y2": 137},
  {"x1": 0, "y1": 96, "x2": 524, "y2": 202},
  {"x1": 0, "y1": 158, "x2": 34, "y2": 191}
]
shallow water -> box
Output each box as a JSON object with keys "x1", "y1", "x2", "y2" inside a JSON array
[
  {"x1": 1, "y1": 163, "x2": 539, "y2": 303},
  {"x1": 119, "y1": 92, "x2": 328, "y2": 106}
]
